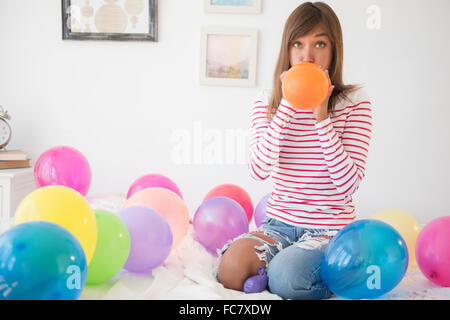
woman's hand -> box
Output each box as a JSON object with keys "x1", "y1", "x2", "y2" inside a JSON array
[
  {"x1": 313, "y1": 69, "x2": 335, "y2": 123},
  {"x1": 280, "y1": 71, "x2": 288, "y2": 99}
]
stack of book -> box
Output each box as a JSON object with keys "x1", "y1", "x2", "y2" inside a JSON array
[{"x1": 0, "y1": 150, "x2": 31, "y2": 169}]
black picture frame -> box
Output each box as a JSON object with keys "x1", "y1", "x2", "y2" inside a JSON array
[{"x1": 62, "y1": 0, "x2": 158, "y2": 41}]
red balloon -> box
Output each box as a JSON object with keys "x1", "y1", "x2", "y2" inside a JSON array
[
  {"x1": 203, "y1": 184, "x2": 253, "y2": 223},
  {"x1": 282, "y1": 62, "x2": 329, "y2": 110}
]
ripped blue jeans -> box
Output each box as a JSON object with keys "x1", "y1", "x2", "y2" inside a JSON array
[{"x1": 217, "y1": 217, "x2": 340, "y2": 300}]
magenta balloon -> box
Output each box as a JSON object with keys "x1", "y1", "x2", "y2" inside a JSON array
[
  {"x1": 34, "y1": 146, "x2": 91, "y2": 196},
  {"x1": 126, "y1": 174, "x2": 183, "y2": 199},
  {"x1": 254, "y1": 193, "x2": 271, "y2": 228},
  {"x1": 193, "y1": 197, "x2": 249, "y2": 255},
  {"x1": 416, "y1": 216, "x2": 450, "y2": 287},
  {"x1": 117, "y1": 206, "x2": 173, "y2": 273}
]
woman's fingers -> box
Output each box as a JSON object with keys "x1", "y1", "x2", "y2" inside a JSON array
[
  {"x1": 325, "y1": 70, "x2": 334, "y2": 97},
  {"x1": 329, "y1": 85, "x2": 335, "y2": 96},
  {"x1": 325, "y1": 69, "x2": 332, "y2": 86}
]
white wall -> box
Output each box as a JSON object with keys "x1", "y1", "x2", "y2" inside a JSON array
[{"x1": 1, "y1": 0, "x2": 449, "y2": 224}]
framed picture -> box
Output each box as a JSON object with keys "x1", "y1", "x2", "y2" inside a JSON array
[
  {"x1": 62, "y1": 0, "x2": 158, "y2": 41},
  {"x1": 203, "y1": 0, "x2": 262, "y2": 14},
  {"x1": 200, "y1": 27, "x2": 258, "y2": 87}
]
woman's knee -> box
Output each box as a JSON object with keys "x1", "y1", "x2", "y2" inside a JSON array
[
  {"x1": 217, "y1": 232, "x2": 276, "y2": 291},
  {"x1": 267, "y1": 245, "x2": 331, "y2": 300}
]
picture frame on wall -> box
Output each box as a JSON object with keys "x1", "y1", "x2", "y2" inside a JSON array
[
  {"x1": 203, "y1": 0, "x2": 262, "y2": 14},
  {"x1": 61, "y1": 0, "x2": 158, "y2": 41},
  {"x1": 199, "y1": 27, "x2": 258, "y2": 87}
]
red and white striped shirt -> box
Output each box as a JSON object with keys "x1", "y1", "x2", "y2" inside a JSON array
[{"x1": 249, "y1": 88, "x2": 373, "y2": 229}]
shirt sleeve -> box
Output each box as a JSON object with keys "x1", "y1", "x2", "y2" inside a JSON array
[
  {"x1": 248, "y1": 91, "x2": 297, "y2": 181},
  {"x1": 315, "y1": 90, "x2": 373, "y2": 196}
]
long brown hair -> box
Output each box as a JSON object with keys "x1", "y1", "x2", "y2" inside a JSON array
[{"x1": 268, "y1": 2, "x2": 360, "y2": 120}]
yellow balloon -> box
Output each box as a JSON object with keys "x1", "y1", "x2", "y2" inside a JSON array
[
  {"x1": 13, "y1": 185, "x2": 97, "y2": 264},
  {"x1": 372, "y1": 209, "x2": 421, "y2": 270}
]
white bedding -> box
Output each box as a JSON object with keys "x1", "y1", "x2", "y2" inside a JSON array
[{"x1": 1, "y1": 193, "x2": 449, "y2": 300}]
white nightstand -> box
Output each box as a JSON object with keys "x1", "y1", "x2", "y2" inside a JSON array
[{"x1": 0, "y1": 167, "x2": 36, "y2": 220}]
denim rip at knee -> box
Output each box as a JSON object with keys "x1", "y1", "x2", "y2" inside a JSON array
[{"x1": 215, "y1": 217, "x2": 339, "y2": 280}]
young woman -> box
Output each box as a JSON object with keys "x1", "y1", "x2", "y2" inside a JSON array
[{"x1": 217, "y1": 2, "x2": 373, "y2": 300}]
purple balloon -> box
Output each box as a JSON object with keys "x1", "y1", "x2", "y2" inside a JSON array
[
  {"x1": 193, "y1": 197, "x2": 249, "y2": 255},
  {"x1": 117, "y1": 206, "x2": 173, "y2": 273},
  {"x1": 243, "y1": 267, "x2": 268, "y2": 293},
  {"x1": 127, "y1": 174, "x2": 183, "y2": 199},
  {"x1": 254, "y1": 193, "x2": 271, "y2": 228}
]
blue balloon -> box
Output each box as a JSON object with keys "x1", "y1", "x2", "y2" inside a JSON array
[
  {"x1": 0, "y1": 221, "x2": 87, "y2": 300},
  {"x1": 321, "y1": 219, "x2": 408, "y2": 300}
]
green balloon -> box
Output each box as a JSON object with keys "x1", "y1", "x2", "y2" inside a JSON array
[{"x1": 86, "y1": 210, "x2": 131, "y2": 285}]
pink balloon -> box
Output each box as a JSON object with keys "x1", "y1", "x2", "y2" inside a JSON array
[
  {"x1": 416, "y1": 216, "x2": 450, "y2": 287},
  {"x1": 127, "y1": 174, "x2": 183, "y2": 200},
  {"x1": 34, "y1": 146, "x2": 91, "y2": 196}
]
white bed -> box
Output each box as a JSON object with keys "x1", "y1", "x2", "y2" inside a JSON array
[{"x1": 1, "y1": 193, "x2": 449, "y2": 300}]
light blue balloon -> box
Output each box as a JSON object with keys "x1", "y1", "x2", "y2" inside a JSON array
[
  {"x1": 0, "y1": 221, "x2": 87, "y2": 300},
  {"x1": 321, "y1": 219, "x2": 408, "y2": 300}
]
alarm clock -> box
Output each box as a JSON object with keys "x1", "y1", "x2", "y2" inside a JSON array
[{"x1": 0, "y1": 106, "x2": 12, "y2": 150}]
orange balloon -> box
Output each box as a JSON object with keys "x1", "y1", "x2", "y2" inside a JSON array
[
  {"x1": 122, "y1": 187, "x2": 189, "y2": 249},
  {"x1": 282, "y1": 62, "x2": 329, "y2": 110}
]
